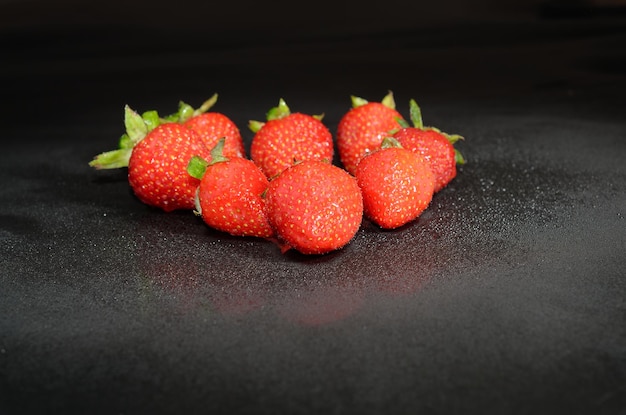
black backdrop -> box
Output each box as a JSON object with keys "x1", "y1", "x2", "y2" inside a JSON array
[{"x1": 1, "y1": 1, "x2": 626, "y2": 414}]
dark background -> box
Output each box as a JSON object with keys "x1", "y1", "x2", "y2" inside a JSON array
[
  {"x1": 3, "y1": 0, "x2": 626, "y2": 147},
  {"x1": 1, "y1": 1, "x2": 626, "y2": 414}
]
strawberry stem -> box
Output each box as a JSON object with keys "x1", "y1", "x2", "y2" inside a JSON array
[{"x1": 194, "y1": 93, "x2": 218, "y2": 116}]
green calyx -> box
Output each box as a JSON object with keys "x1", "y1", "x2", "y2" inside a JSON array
[
  {"x1": 163, "y1": 93, "x2": 219, "y2": 123},
  {"x1": 248, "y1": 119, "x2": 265, "y2": 133},
  {"x1": 350, "y1": 95, "x2": 368, "y2": 108},
  {"x1": 455, "y1": 149, "x2": 466, "y2": 165},
  {"x1": 403, "y1": 98, "x2": 466, "y2": 165},
  {"x1": 187, "y1": 156, "x2": 210, "y2": 180},
  {"x1": 381, "y1": 90, "x2": 396, "y2": 109},
  {"x1": 186, "y1": 137, "x2": 229, "y2": 180},
  {"x1": 351, "y1": 90, "x2": 396, "y2": 110},
  {"x1": 208, "y1": 137, "x2": 229, "y2": 165},
  {"x1": 266, "y1": 98, "x2": 291, "y2": 121},
  {"x1": 408, "y1": 99, "x2": 424, "y2": 129},
  {"x1": 381, "y1": 136, "x2": 403, "y2": 149},
  {"x1": 248, "y1": 98, "x2": 290, "y2": 133},
  {"x1": 248, "y1": 98, "x2": 324, "y2": 133},
  {"x1": 89, "y1": 105, "x2": 160, "y2": 170},
  {"x1": 89, "y1": 94, "x2": 221, "y2": 170},
  {"x1": 407, "y1": 98, "x2": 464, "y2": 143}
]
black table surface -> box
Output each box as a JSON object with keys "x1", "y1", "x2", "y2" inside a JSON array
[{"x1": 1, "y1": 4, "x2": 626, "y2": 414}]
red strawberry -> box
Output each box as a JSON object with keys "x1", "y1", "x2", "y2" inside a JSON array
[
  {"x1": 336, "y1": 91, "x2": 406, "y2": 175},
  {"x1": 90, "y1": 106, "x2": 211, "y2": 212},
  {"x1": 168, "y1": 94, "x2": 246, "y2": 159},
  {"x1": 127, "y1": 124, "x2": 210, "y2": 212},
  {"x1": 187, "y1": 138, "x2": 274, "y2": 238},
  {"x1": 393, "y1": 99, "x2": 465, "y2": 192},
  {"x1": 249, "y1": 99, "x2": 334, "y2": 179},
  {"x1": 355, "y1": 137, "x2": 435, "y2": 229},
  {"x1": 264, "y1": 160, "x2": 363, "y2": 255}
]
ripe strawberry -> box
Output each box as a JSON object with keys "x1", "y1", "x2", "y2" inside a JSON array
[
  {"x1": 393, "y1": 99, "x2": 465, "y2": 192},
  {"x1": 127, "y1": 124, "x2": 211, "y2": 212},
  {"x1": 249, "y1": 99, "x2": 334, "y2": 179},
  {"x1": 355, "y1": 137, "x2": 435, "y2": 229},
  {"x1": 168, "y1": 94, "x2": 246, "y2": 159},
  {"x1": 336, "y1": 91, "x2": 406, "y2": 175},
  {"x1": 90, "y1": 106, "x2": 211, "y2": 212},
  {"x1": 187, "y1": 138, "x2": 274, "y2": 238},
  {"x1": 264, "y1": 160, "x2": 363, "y2": 255}
]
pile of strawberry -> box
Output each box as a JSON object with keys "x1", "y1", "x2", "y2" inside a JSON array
[{"x1": 90, "y1": 92, "x2": 465, "y2": 255}]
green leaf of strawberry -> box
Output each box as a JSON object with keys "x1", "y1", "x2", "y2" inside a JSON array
[
  {"x1": 125, "y1": 105, "x2": 149, "y2": 143},
  {"x1": 89, "y1": 105, "x2": 161, "y2": 170},
  {"x1": 266, "y1": 98, "x2": 291, "y2": 121}
]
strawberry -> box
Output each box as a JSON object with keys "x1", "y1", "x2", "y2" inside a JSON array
[
  {"x1": 167, "y1": 94, "x2": 246, "y2": 159},
  {"x1": 264, "y1": 160, "x2": 363, "y2": 255},
  {"x1": 127, "y1": 124, "x2": 211, "y2": 212},
  {"x1": 393, "y1": 99, "x2": 465, "y2": 192},
  {"x1": 355, "y1": 137, "x2": 435, "y2": 229},
  {"x1": 90, "y1": 106, "x2": 211, "y2": 212},
  {"x1": 336, "y1": 91, "x2": 406, "y2": 175},
  {"x1": 249, "y1": 99, "x2": 334, "y2": 179},
  {"x1": 187, "y1": 138, "x2": 274, "y2": 238}
]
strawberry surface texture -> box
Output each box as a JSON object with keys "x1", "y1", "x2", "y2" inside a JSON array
[
  {"x1": 355, "y1": 138, "x2": 435, "y2": 229},
  {"x1": 128, "y1": 123, "x2": 211, "y2": 212},
  {"x1": 184, "y1": 112, "x2": 246, "y2": 160},
  {"x1": 264, "y1": 160, "x2": 364, "y2": 255}
]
